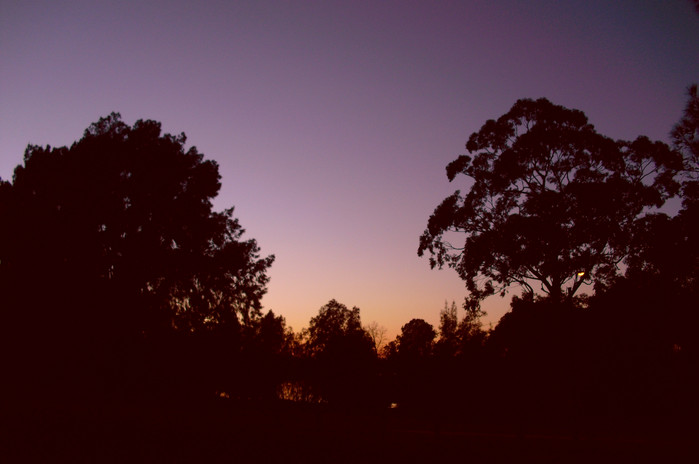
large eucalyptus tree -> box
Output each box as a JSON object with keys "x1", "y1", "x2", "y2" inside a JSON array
[{"x1": 419, "y1": 98, "x2": 682, "y2": 309}]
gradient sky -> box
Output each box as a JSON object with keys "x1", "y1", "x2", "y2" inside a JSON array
[{"x1": 2, "y1": 0, "x2": 698, "y2": 339}]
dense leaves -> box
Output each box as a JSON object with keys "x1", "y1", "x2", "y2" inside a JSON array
[
  {"x1": 303, "y1": 299, "x2": 376, "y2": 405},
  {"x1": 419, "y1": 98, "x2": 682, "y2": 309},
  {"x1": 0, "y1": 113, "x2": 274, "y2": 398},
  {"x1": 306, "y1": 299, "x2": 373, "y2": 359},
  {"x1": 396, "y1": 319, "x2": 436, "y2": 359}
]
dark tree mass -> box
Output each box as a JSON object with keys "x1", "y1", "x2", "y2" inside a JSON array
[
  {"x1": 2, "y1": 94, "x2": 697, "y2": 461},
  {"x1": 410, "y1": 93, "x2": 698, "y2": 447},
  {"x1": 303, "y1": 299, "x2": 377, "y2": 405},
  {"x1": 0, "y1": 113, "x2": 274, "y2": 400},
  {"x1": 419, "y1": 98, "x2": 682, "y2": 309}
]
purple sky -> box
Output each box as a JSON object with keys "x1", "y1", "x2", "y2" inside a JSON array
[{"x1": 2, "y1": 0, "x2": 698, "y2": 338}]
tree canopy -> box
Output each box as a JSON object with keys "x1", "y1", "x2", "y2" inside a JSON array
[
  {"x1": 397, "y1": 319, "x2": 436, "y2": 359},
  {"x1": 418, "y1": 98, "x2": 682, "y2": 309},
  {"x1": 0, "y1": 113, "x2": 274, "y2": 386},
  {"x1": 303, "y1": 299, "x2": 376, "y2": 405},
  {"x1": 305, "y1": 299, "x2": 374, "y2": 360}
]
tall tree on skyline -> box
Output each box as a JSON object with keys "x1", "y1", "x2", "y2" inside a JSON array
[
  {"x1": 2, "y1": 113, "x2": 274, "y2": 333},
  {"x1": 419, "y1": 98, "x2": 682, "y2": 310},
  {"x1": 0, "y1": 113, "x2": 274, "y2": 397}
]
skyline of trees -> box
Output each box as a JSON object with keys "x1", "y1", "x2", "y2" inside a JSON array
[
  {"x1": 1, "y1": 93, "x2": 693, "y2": 337},
  {"x1": 1, "y1": 87, "x2": 696, "y2": 442}
]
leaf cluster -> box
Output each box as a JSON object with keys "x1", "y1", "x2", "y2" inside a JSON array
[
  {"x1": 305, "y1": 299, "x2": 374, "y2": 360},
  {"x1": 419, "y1": 98, "x2": 682, "y2": 309},
  {"x1": 0, "y1": 113, "x2": 274, "y2": 338}
]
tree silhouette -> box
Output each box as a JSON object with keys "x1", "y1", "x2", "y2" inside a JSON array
[
  {"x1": 419, "y1": 98, "x2": 682, "y2": 309},
  {"x1": 397, "y1": 319, "x2": 436, "y2": 359},
  {"x1": 434, "y1": 300, "x2": 487, "y2": 360},
  {"x1": 435, "y1": 301, "x2": 459, "y2": 358},
  {"x1": 0, "y1": 113, "x2": 274, "y2": 398},
  {"x1": 455, "y1": 305, "x2": 487, "y2": 357},
  {"x1": 388, "y1": 319, "x2": 437, "y2": 413},
  {"x1": 304, "y1": 299, "x2": 376, "y2": 405},
  {"x1": 233, "y1": 310, "x2": 292, "y2": 400},
  {"x1": 306, "y1": 299, "x2": 373, "y2": 359}
]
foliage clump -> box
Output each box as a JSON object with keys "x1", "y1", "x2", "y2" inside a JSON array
[{"x1": 419, "y1": 98, "x2": 682, "y2": 309}]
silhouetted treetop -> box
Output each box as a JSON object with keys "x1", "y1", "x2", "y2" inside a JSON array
[
  {"x1": 419, "y1": 98, "x2": 683, "y2": 309},
  {"x1": 306, "y1": 299, "x2": 374, "y2": 360},
  {"x1": 1, "y1": 112, "x2": 274, "y2": 339},
  {"x1": 397, "y1": 319, "x2": 435, "y2": 359},
  {"x1": 250, "y1": 310, "x2": 291, "y2": 356}
]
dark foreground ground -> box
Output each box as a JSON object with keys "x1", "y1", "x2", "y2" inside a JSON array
[{"x1": 2, "y1": 398, "x2": 695, "y2": 463}]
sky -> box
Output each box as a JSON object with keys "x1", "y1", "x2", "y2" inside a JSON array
[{"x1": 1, "y1": 0, "x2": 698, "y2": 339}]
